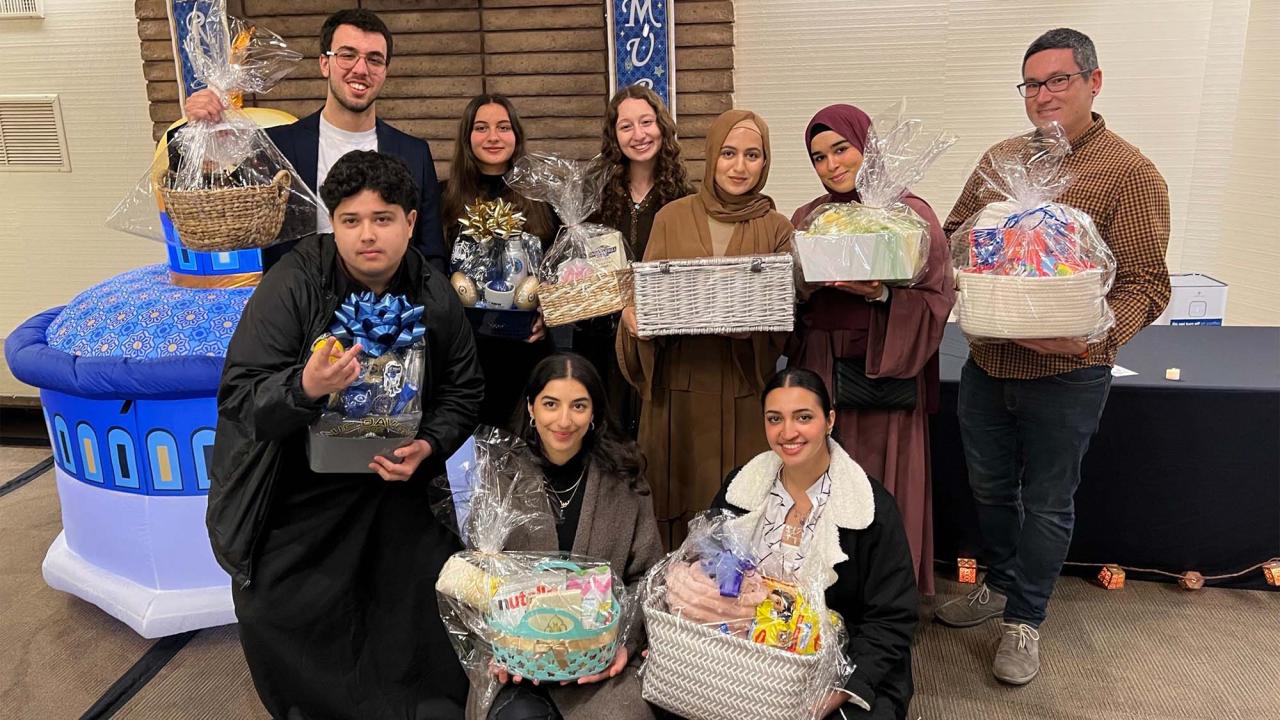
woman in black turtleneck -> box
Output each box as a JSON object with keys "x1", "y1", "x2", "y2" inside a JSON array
[
  {"x1": 472, "y1": 353, "x2": 663, "y2": 720},
  {"x1": 440, "y1": 94, "x2": 561, "y2": 429}
]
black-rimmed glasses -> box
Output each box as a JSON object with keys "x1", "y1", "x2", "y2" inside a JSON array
[{"x1": 1016, "y1": 69, "x2": 1095, "y2": 98}]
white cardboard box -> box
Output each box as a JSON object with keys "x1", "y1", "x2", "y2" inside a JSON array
[{"x1": 1153, "y1": 273, "x2": 1228, "y2": 325}]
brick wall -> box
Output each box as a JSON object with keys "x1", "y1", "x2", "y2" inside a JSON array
[{"x1": 134, "y1": 0, "x2": 733, "y2": 181}]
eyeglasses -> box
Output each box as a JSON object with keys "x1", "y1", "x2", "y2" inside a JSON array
[
  {"x1": 1016, "y1": 69, "x2": 1095, "y2": 98},
  {"x1": 323, "y1": 49, "x2": 388, "y2": 73}
]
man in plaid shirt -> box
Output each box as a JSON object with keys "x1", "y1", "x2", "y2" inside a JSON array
[{"x1": 933, "y1": 28, "x2": 1170, "y2": 685}]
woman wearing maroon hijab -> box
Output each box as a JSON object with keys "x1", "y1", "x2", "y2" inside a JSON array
[{"x1": 789, "y1": 104, "x2": 955, "y2": 596}]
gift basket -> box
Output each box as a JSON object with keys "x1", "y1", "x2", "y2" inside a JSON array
[
  {"x1": 639, "y1": 512, "x2": 849, "y2": 720},
  {"x1": 950, "y1": 122, "x2": 1116, "y2": 341},
  {"x1": 307, "y1": 292, "x2": 426, "y2": 473},
  {"x1": 435, "y1": 429, "x2": 635, "y2": 714},
  {"x1": 632, "y1": 253, "x2": 795, "y2": 336},
  {"x1": 794, "y1": 103, "x2": 954, "y2": 284},
  {"x1": 506, "y1": 153, "x2": 633, "y2": 327},
  {"x1": 107, "y1": 1, "x2": 323, "y2": 252},
  {"x1": 449, "y1": 198, "x2": 545, "y2": 339}
]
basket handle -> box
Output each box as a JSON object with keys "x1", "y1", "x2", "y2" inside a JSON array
[
  {"x1": 271, "y1": 169, "x2": 292, "y2": 201},
  {"x1": 749, "y1": 257, "x2": 764, "y2": 273},
  {"x1": 659, "y1": 261, "x2": 671, "y2": 274},
  {"x1": 534, "y1": 559, "x2": 585, "y2": 573}
]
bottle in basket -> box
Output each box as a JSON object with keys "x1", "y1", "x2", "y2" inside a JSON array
[{"x1": 503, "y1": 239, "x2": 531, "y2": 288}]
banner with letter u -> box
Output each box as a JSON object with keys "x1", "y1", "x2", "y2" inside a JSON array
[{"x1": 607, "y1": 0, "x2": 677, "y2": 117}]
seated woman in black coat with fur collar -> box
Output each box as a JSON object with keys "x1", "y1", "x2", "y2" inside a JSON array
[{"x1": 667, "y1": 368, "x2": 918, "y2": 719}]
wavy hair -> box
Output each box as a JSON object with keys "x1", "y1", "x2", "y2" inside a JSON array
[
  {"x1": 514, "y1": 353, "x2": 648, "y2": 494},
  {"x1": 442, "y1": 94, "x2": 556, "y2": 246},
  {"x1": 598, "y1": 85, "x2": 692, "y2": 232}
]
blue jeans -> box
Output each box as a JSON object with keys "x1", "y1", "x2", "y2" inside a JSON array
[{"x1": 958, "y1": 359, "x2": 1112, "y2": 627}]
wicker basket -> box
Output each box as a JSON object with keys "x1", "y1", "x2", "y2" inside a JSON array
[
  {"x1": 161, "y1": 169, "x2": 292, "y2": 252},
  {"x1": 539, "y1": 269, "x2": 634, "y2": 328},
  {"x1": 632, "y1": 254, "x2": 795, "y2": 336},
  {"x1": 641, "y1": 605, "x2": 825, "y2": 720},
  {"x1": 957, "y1": 268, "x2": 1108, "y2": 339}
]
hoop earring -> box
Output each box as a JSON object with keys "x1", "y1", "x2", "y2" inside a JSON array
[
  {"x1": 589, "y1": 421, "x2": 596, "y2": 431},
  {"x1": 529, "y1": 417, "x2": 536, "y2": 429}
]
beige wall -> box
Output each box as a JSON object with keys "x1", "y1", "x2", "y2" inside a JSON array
[
  {"x1": 0, "y1": 0, "x2": 162, "y2": 338},
  {"x1": 736, "y1": 0, "x2": 1279, "y2": 325}
]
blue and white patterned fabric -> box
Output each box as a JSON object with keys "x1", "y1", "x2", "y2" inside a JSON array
[
  {"x1": 46, "y1": 265, "x2": 251, "y2": 359},
  {"x1": 610, "y1": 0, "x2": 674, "y2": 112}
]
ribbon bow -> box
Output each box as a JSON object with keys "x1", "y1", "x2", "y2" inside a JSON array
[
  {"x1": 459, "y1": 198, "x2": 527, "y2": 243},
  {"x1": 328, "y1": 291, "x2": 426, "y2": 357}
]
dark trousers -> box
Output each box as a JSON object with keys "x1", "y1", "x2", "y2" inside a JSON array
[
  {"x1": 488, "y1": 684, "x2": 561, "y2": 720},
  {"x1": 957, "y1": 359, "x2": 1112, "y2": 627}
]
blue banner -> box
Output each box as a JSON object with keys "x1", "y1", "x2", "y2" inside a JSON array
[
  {"x1": 169, "y1": 0, "x2": 224, "y2": 100},
  {"x1": 608, "y1": 0, "x2": 676, "y2": 116}
]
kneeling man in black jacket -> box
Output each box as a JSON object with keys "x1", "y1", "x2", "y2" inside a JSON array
[{"x1": 208, "y1": 150, "x2": 483, "y2": 719}]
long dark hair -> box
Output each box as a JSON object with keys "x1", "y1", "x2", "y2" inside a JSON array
[
  {"x1": 762, "y1": 367, "x2": 833, "y2": 416},
  {"x1": 442, "y1": 94, "x2": 556, "y2": 245},
  {"x1": 598, "y1": 85, "x2": 692, "y2": 232},
  {"x1": 515, "y1": 353, "x2": 647, "y2": 493}
]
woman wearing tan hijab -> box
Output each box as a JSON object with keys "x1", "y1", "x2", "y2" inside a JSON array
[{"x1": 618, "y1": 109, "x2": 794, "y2": 548}]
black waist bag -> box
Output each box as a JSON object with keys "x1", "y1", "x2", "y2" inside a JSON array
[{"x1": 833, "y1": 357, "x2": 917, "y2": 411}]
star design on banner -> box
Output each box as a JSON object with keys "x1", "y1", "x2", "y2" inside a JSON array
[{"x1": 654, "y1": 66, "x2": 664, "y2": 77}]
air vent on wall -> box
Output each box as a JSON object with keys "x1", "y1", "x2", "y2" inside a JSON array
[
  {"x1": 0, "y1": 94, "x2": 70, "y2": 172},
  {"x1": 0, "y1": 0, "x2": 43, "y2": 19}
]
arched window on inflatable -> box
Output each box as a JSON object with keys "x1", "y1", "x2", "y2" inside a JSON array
[
  {"x1": 191, "y1": 428, "x2": 215, "y2": 491},
  {"x1": 108, "y1": 427, "x2": 140, "y2": 490},
  {"x1": 52, "y1": 415, "x2": 76, "y2": 474},
  {"x1": 146, "y1": 430, "x2": 183, "y2": 492},
  {"x1": 76, "y1": 423, "x2": 103, "y2": 484}
]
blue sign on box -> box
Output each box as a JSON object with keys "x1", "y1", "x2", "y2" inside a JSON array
[{"x1": 608, "y1": 0, "x2": 676, "y2": 116}]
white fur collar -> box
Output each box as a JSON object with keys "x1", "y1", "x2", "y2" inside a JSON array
[{"x1": 724, "y1": 439, "x2": 874, "y2": 588}]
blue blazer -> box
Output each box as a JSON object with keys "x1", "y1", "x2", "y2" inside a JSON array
[{"x1": 264, "y1": 110, "x2": 446, "y2": 271}]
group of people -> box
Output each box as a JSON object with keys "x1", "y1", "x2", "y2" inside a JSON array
[{"x1": 204, "y1": 9, "x2": 1170, "y2": 720}]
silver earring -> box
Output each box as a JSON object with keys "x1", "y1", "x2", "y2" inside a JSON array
[
  {"x1": 589, "y1": 421, "x2": 596, "y2": 431},
  {"x1": 529, "y1": 417, "x2": 536, "y2": 428}
]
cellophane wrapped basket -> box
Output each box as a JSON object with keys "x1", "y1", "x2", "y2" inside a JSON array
[
  {"x1": 639, "y1": 512, "x2": 849, "y2": 720},
  {"x1": 434, "y1": 429, "x2": 636, "y2": 716},
  {"x1": 506, "y1": 153, "x2": 633, "y2": 327},
  {"x1": 794, "y1": 102, "x2": 954, "y2": 285},
  {"x1": 108, "y1": 1, "x2": 323, "y2": 252},
  {"x1": 632, "y1": 254, "x2": 795, "y2": 336},
  {"x1": 950, "y1": 122, "x2": 1116, "y2": 342}
]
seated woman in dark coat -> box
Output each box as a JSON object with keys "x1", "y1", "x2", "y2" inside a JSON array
[{"x1": 667, "y1": 368, "x2": 919, "y2": 719}]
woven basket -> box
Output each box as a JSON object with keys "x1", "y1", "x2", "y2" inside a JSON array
[
  {"x1": 641, "y1": 605, "x2": 824, "y2": 720},
  {"x1": 539, "y1": 269, "x2": 634, "y2": 328},
  {"x1": 957, "y1": 268, "x2": 1108, "y2": 339},
  {"x1": 632, "y1": 254, "x2": 795, "y2": 336},
  {"x1": 161, "y1": 169, "x2": 292, "y2": 252}
]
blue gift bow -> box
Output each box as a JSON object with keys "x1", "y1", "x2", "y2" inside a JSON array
[
  {"x1": 696, "y1": 535, "x2": 757, "y2": 598},
  {"x1": 328, "y1": 292, "x2": 426, "y2": 358}
]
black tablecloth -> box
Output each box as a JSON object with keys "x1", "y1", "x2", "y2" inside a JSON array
[{"x1": 931, "y1": 324, "x2": 1280, "y2": 589}]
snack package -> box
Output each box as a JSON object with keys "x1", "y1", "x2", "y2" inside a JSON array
[
  {"x1": 505, "y1": 154, "x2": 632, "y2": 326},
  {"x1": 107, "y1": 1, "x2": 323, "y2": 252},
  {"x1": 432, "y1": 428, "x2": 636, "y2": 718},
  {"x1": 949, "y1": 122, "x2": 1116, "y2": 343},
  {"x1": 793, "y1": 102, "x2": 954, "y2": 285},
  {"x1": 637, "y1": 511, "x2": 850, "y2": 720},
  {"x1": 306, "y1": 292, "x2": 426, "y2": 473}
]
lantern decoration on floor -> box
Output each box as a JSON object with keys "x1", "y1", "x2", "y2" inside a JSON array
[
  {"x1": 1263, "y1": 561, "x2": 1280, "y2": 587},
  {"x1": 1178, "y1": 571, "x2": 1205, "y2": 591},
  {"x1": 957, "y1": 558, "x2": 978, "y2": 584},
  {"x1": 1097, "y1": 564, "x2": 1125, "y2": 590}
]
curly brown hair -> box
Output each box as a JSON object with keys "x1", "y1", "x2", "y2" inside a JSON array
[
  {"x1": 442, "y1": 95, "x2": 557, "y2": 246},
  {"x1": 597, "y1": 85, "x2": 692, "y2": 231}
]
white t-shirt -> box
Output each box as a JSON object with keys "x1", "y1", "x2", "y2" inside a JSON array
[{"x1": 316, "y1": 114, "x2": 378, "y2": 233}]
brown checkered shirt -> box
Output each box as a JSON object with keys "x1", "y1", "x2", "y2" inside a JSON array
[{"x1": 943, "y1": 114, "x2": 1171, "y2": 379}]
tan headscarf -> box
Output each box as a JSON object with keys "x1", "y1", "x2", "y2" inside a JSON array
[{"x1": 698, "y1": 110, "x2": 777, "y2": 223}]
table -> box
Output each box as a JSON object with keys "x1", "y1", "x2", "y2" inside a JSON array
[{"x1": 930, "y1": 324, "x2": 1280, "y2": 589}]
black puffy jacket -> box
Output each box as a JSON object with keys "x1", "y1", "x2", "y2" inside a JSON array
[{"x1": 206, "y1": 235, "x2": 483, "y2": 588}]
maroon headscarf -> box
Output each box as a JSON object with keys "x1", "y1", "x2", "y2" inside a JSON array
[{"x1": 804, "y1": 104, "x2": 872, "y2": 203}]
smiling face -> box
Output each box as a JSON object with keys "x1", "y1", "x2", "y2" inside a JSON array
[
  {"x1": 714, "y1": 125, "x2": 766, "y2": 196},
  {"x1": 331, "y1": 189, "x2": 415, "y2": 292},
  {"x1": 763, "y1": 385, "x2": 834, "y2": 469},
  {"x1": 808, "y1": 129, "x2": 864, "y2": 195},
  {"x1": 1022, "y1": 47, "x2": 1101, "y2": 140},
  {"x1": 529, "y1": 377, "x2": 593, "y2": 464},
  {"x1": 470, "y1": 103, "x2": 517, "y2": 174},
  {"x1": 615, "y1": 97, "x2": 663, "y2": 164},
  {"x1": 320, "y1": 23, "x2": 388, "y2": 115}
]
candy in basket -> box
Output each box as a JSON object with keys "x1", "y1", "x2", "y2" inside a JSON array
[
  {"x1": 794, "y1": 102, "x2": 954, "y2": 284},
  {"x1": 950, "y1": 122, "x2": 1116, "y2": 342},
  {"x1": 449, "y1": 198, "x2": 545, "y2": 339},
  {"x1": 638, "y1": 511, "x2": 849, "y2": 720},
  {"x1": 307, "y1": 292, "x2": 425, "y2": 473},
  {"x1": 433, "y1": 429, "x2": 635, "y2": 716},
  {"x1": 505, "y1": 153, "x2": 632, "y2": 327},
  {"x1": 108, "y1": 1, "x2": 323, "y2": 252}
]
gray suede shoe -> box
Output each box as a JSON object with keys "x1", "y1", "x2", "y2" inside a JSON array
[
  {"x1": 993, "y1": 622, "x2": 1041, "y2": 685},
  {"x1": 933, "y1": 583, "x2": 1007, "y2": 627}
]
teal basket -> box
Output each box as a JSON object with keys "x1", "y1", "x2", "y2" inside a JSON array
[{"x1": 490, "y1": 560, "x2": 620, "y2": 682}]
